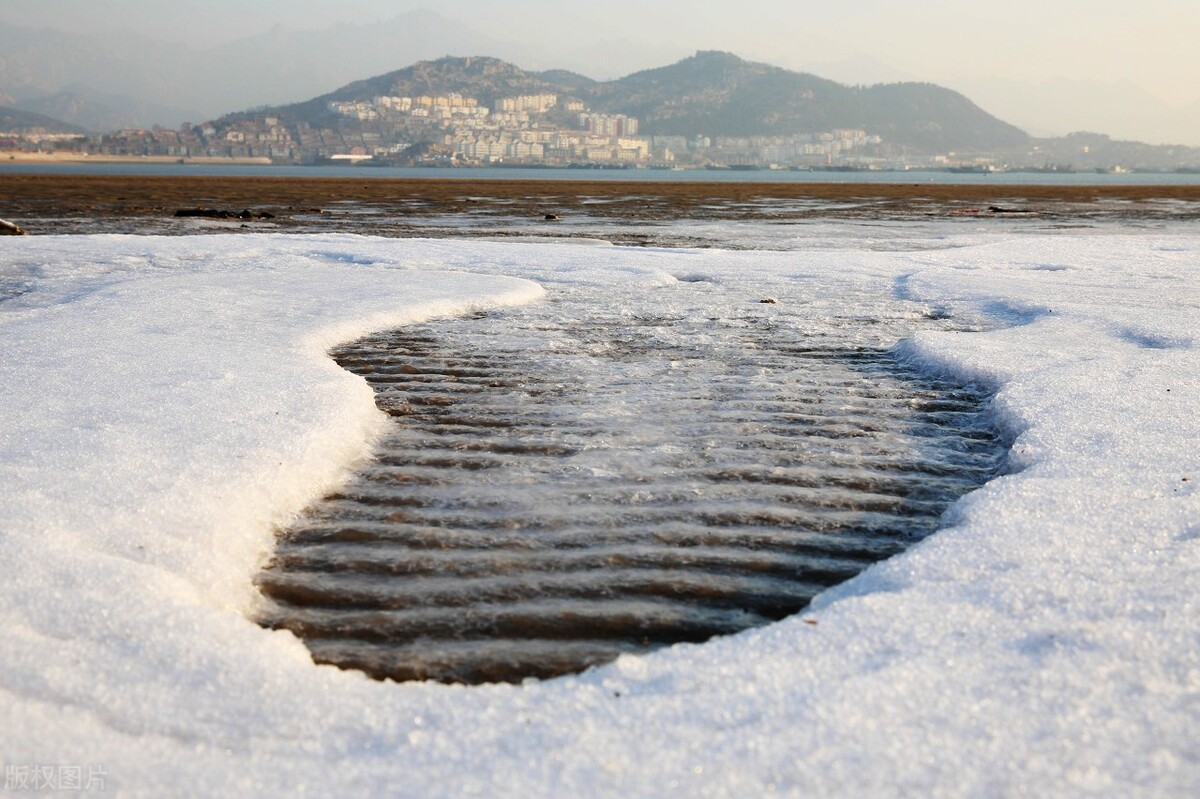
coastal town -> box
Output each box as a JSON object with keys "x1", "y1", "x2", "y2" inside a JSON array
[
  {"x1": 6, "y1": 81, "x2": 1198, "y2": 174},
  {"x1": 1, "y1": 90, "x2": 887, "y2": 170}
]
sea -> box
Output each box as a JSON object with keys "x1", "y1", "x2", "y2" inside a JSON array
[{"x1": 4, "y1": 160, "x2": 1200, "y2": 186}]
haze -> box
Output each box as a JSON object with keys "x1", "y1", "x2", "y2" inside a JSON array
[{"x1": 6, "y1": 0, "x2": 1200, "y2": 145}]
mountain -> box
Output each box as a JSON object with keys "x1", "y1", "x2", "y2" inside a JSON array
[
  {"x1": 0, "y1": 106, "x2": 86, "y2": 134},
  {"x1": 232, "y1": 51, "x2": 1028, "y2": 154},
  {"x1": 228, "y1": 56, "x2": 568, "y2": 129},
  {"x1": 800, "y1": 55, "x2": 919, "y2": 88},
  {"x1": 15, "y1": 87, "x2": 195, "y2": 133},
  {"x1": 853, "y1": 82, "x2": 1027, "y2": 153},
  {"x1": 584, "y1": 52, "x2": 1027, "y2": 151},
  {"x1": 1015, "y1": 131, "x2": 1200, "y2": 171},
  {"x1": 0, "y1": 25, "x2": 194, "y2": 126},
  {"x1": 532, "y1": 70, "x2": 598, "y2": 92}
]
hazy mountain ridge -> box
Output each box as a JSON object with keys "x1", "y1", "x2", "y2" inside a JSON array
[
  {"x1": 0, "y1": 11, "x2": 513, "y2": 130},
  {"x1": 15, "y1": 87, "x2": 194, "y2": 134},
  {"x1": 0, "y1": 105, "x2": 87, "y2": 134},
  {"x1": 1021, "y1": 131, "x2": 1200, "y2": 172},
  {"x1": 0, "y1": 24, "x2": 188, "y2": 125}
]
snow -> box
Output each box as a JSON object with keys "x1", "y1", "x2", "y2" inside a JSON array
[{"x1": 2, "y1": 231, "x2": 1199, "y2": 796}]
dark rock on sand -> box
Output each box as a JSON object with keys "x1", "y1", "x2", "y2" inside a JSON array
[
  {"x1": 0, "y1": 219, "x2": 27, "y2": 235},
  {"x1": 174, "y1": 208, "x2": 275, "y2": 220}
]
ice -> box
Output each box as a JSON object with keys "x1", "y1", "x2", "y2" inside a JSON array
[{"x1": 2, "y1": 231, "x2": 1199, "y2": 796}]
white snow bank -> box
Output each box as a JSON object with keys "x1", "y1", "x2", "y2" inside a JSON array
[{"x1": 2, "y1": 232, "x2": 1198, "y2": 797}]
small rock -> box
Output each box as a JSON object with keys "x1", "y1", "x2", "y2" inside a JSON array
[
  {"x1": 174, "y1": 207, "x2": 275, "y2": 220},
  {"x1": 0, "y1": 219, "x2": 28, "y2": 236},
  {"x1": 759, "y1": 297, "x2": 778, "y2": 304},
  {"x1": 175, "y1": 208, "x2": 231, "y2": 219},
  {"x1": 544, "y1": 214, "x2": 560, "y2": 221}
]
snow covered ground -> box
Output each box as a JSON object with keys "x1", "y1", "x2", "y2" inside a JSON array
[{"x1": 1, "y1": 230, "x2": 1198, "y2": 796}]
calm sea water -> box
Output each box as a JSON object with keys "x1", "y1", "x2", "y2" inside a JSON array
[{"x1": 4, "y1": 161, "x2": 1200, "y2": 186}]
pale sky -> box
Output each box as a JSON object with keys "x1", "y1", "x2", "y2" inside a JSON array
[{"x1": 8, "y1": 0, "x2": 1200, "y2": 142}]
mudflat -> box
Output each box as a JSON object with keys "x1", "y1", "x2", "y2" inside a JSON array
[{"x1": 4, "y1": 174, "x2": 1199, "y2": 238}]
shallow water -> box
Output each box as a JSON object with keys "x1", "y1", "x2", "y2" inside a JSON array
[{"x1": 258, "y1": 280, "x2": 1006, "y2": 684}]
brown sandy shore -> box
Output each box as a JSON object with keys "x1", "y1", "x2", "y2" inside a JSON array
[{"x1": 4, "y1": 174, "x2": 1200, "y2": 238}]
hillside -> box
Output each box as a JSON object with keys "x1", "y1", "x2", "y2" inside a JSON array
[
  {"x1": 228, "y1": 51, "x2": 1029, "y2": 154},
  {"x1": 15, "y1": 88, "x2": 193, "y2": 134},
  {"x1": 245, "y1": 56, "x2": 568, "y2": 128},
  {"x1": 587, "y1": 51, "x2": 1028, "y2": 151},
  {"x1": 0, "y1": 105, "x2": 86, "y2": 134}
]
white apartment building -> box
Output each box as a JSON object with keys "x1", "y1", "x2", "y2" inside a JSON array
[{"x1": 495, "y1": 94, "x2": 558, "y2": 114}]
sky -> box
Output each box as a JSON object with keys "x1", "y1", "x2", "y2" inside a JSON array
[{"x1": 6, "y1": 0, "x2": 1200, "y2": 143}]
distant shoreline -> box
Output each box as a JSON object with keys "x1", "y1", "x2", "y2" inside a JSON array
[
  {"x1": 5, "y1": 151, "x2": 1199, "y2": 176},
  {"x1": 0, "y1": 151, "x2": 273, "y2": 166}
]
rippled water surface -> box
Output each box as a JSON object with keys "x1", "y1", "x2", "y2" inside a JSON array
[{"x1": 258, "y1": 273, "x2": 1007, "y2": 684}]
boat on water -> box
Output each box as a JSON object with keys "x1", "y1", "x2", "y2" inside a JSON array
[
  {"x1": 946, "y1": 164, "x2": 1003, "y2": 174},
  {"x1": 704, "y1": 163, "x2": 761, "y2": 171}
]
